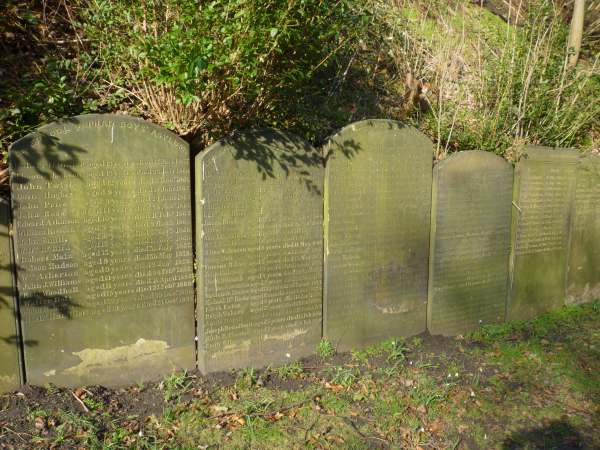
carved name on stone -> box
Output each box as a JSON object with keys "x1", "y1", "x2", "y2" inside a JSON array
[
  {"x1": 10, "y1": 115, "x2": 195, "y2": 386},
  {"x1": 196, "y1": 129, "x2": 323, "y2": 372}
]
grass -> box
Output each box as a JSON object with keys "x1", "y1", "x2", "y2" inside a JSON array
[{"x1": 1, "y1": 300, "x2": 598, "y2": 449}]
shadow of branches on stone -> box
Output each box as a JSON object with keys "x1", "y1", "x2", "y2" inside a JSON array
[
  {"x1": 0, "y1": 262, "x2": 81, "y2": 348},
  {"x1": 9, "y1": 117, "x2": 87, "y2": 188},
  {"x1": 216, "y1": 128, "x2": 327, "y2": 196}
]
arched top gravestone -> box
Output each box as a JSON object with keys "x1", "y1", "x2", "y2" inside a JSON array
[
  {"x1": 567, "y1": 154, "x2": 600, "y2": 304},
  {"x1": 10, "y1": 114, "x2": 195, "y2": 386},
  {"x1": 196, "y1": 129, "x2": 323, "y2": 372},
  {"x1": 428, "y1": 151, "x2": 513, "y2": 336},
  {"x1": 508, "y1": 146, "x2": 578, "y2": 321},
  {"x1": 324, "y1": 120, "x2": 434, "y2": 350},
  {"x1": 0, "y1": 198, "x2": 21, "y2": 393}
]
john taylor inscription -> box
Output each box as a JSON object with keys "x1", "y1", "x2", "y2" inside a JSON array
[
  {"x1": 324, "y1": 120, "x2": 433, "y2": 350},
  {"x1": 9, "y1": 114, "x2": 195, "y2": 386},
  {"x1": 196, "y1": 129, "x2": 323, "y2": 372}
]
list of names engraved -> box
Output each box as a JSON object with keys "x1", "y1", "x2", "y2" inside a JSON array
[
  {"x1": 197, "y1": 130, "x2": 323, "y2": 372},
  {"x1": 508, "y1": 147, "x2": 577, "y2": 321},
  {"x1": 9, "y1": 115, "x2": 195, "y2": 386},
  {"x1": 428, "y1": 152, "x2": 513, "y2": 336},
  {"x1": 567, "y1": 155, "x2": 600, "y2": 302},
  {"x1": 325, "y1": 121, "x2": 433, "y2": 349}
]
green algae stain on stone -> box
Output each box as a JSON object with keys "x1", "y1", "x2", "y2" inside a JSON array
[
  {"x1": 508, "y1": 146, "x2": 578, "y2": 321},
  {"x1": 324, "y1": 120, "x2": 433, "y2": 350},
  {"x1": 567, "y1": 155, "x2": 600, "y2": 304},
  {"x1": 9, "y1": 114, "x2": 195, "y2": 387},
  {"x1": 196, "y1": 129, "x2": 323, "y2": 373},
  {"x1": 0, "y1": 198, "x2": 21, "y2": 393},
  {"x1": 427, "y1": 151, "x2": 513, "y2": 337}
]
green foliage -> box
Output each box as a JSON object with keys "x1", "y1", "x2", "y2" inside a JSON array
[
  {"x1": 380, "y1": 338, "x2": 409, "y2": 363},
  {"x1": 275, "y1": 361, "x2": 304, "y2": 380},
  {"x1": 160, "y1": 371, "x2": 191, "y2": 402},
  {"x1": 235, "y1": 368, "x2": 258, "y2": 390},
  {"x1": 377, "y1": 0, "x2": 600, "y2": 157},
  {"x1": 316, "y1": 338, "x2": 335, "y2": 360},
  {"x1": 325, "y1": 366, "x2": 358, "y2": 387},
  {"x1": 78, "y1": 0, "x2": 370, "y2": 138},
  {"x1": 470, "y1": 299, "x2": 600, "y2": 345}
]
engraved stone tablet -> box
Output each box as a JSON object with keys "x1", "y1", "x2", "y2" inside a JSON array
[
  {"x1": 9, "y1": 115, "x2": 195, "y2": 386},
  {"x1": 324, "y1": 120, "x2": 433, "y2": 350},
  {"x1": 567, "y1": 155, "x2": 600, "y2": 304},
  {"x1": 0, "y1": 198, "x2": 21, "y2": 392},
  {"x1": 196, "y1": 129, "x2": 323, "y2": 372},
  {"x1": 427, "y1": 151, "x2": 513, "y2": 336},
  {"x1": 508, "y1": 146, "x2": 578, "y2": 321}
]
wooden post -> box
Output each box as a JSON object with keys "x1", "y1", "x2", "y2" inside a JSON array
[{"x1": 568, "y1": 0, "x2": 586, "y2": 68}]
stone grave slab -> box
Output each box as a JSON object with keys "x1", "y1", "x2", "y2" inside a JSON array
[
  {"x1": 567, "y1": 155, "x2": 600, "y2": 304},
  {"x1": 9, "y1": 114, "x2": 195, "y2": 386},
  {"x1": 0, "y1": 198, "x2": 22, "y2": 392},
  {"x1": 508, "y1": 146, "x2": 578, "y2": 321},
  {"x1": 196, "y1": 129, "x2": 323, "y2": 372},
  {"x1": 324, "y1": 120, "x2": 433, "y2": 350},
  {"x1": 427, "y1": 151, "x2": 513, "y2": 336}
]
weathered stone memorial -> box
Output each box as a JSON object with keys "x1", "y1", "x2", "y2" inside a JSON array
[
  {"x1": 0, "y1": 198, "x2": 21, "y2": 393},
  {"x1": 427, "y1": 151, "x2": 513, "y2": 336},
  {"x1": 324, "y1": 120, "x2": 433, "y2": 349},
  {"x1": 196, "y1": 129, "x2": 323, "y2": 372},
  {"x1": 9, "y1": 114, "x2": 195, "y2": 386},
  {"x1": 567, "y1": 155, "x2": 600, "y2": 304},
  {"x1": 508, "y1": 146, "x2": 578, "y2": 321}
]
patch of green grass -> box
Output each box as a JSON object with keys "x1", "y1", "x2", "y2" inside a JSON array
[
  {"x1": 316, "y1": 338, "x2": 336, "y2": 360},
  {"x1": 380, "y1": 337, "x2": 409, "y2": 363},
  {"x1": 325, "y1": 366, "x2": 359, "y2": 387},
  {"x1": 274, "y1": 361, "x2": 304, "y2": 380},
  {"x1": 160, "y1": 371, "x2": 192, "y2": 402}
]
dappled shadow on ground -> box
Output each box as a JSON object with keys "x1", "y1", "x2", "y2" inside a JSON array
[{"x1": 502, "y1": 420, "x2": 585, "y2": 450}]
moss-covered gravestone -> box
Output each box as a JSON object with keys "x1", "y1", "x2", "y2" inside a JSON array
[
  {"x1": 196, "y1": 129, "x2": 323, "y2": 372},
  {"x1": 567, "y1": 155, "x2": 600, "y2": 304},
  {"x1": 508, "y1": 146, "x2": 578, "y2": 321},
  {"x1": 427, "y1": 151, "x2": 513, "y2": 336},
  {"x1": 0, "y1": 198, "x2": 21, "y2": 392},
  {"x1": 9, "y1": 115, "x2": 195, "y2": 386},
  {"x1": 324, "y1": 120, "x2": 433, "y2": 350}
]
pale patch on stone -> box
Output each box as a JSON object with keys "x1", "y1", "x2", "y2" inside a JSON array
[
  {"x1": 64, "y1": 338, "x2": 169, "y2": 376},
  {"x1": 263, "y1": 329, "x2": 308, "y2": 341}
]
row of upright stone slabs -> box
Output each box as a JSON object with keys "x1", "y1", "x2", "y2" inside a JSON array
[
  {"x1": 9, "y1": 115, "x2": 196, "y2": 386},
  {"x1": 508, "y1": 146, "x2": 578, "y2": 321},
  {"x1": 427, "y1": 151, "x2": 513, "y2": 336},
  {"x1": 0, "y1": 198, "x2": 21, "y2": 393},
  {"x1": 567, "y1": 154, "x2": 600, "y2": 304},
  {"x1": 324, "y1": 120, "x2": 434, "y2": 350},
  {"x1": 196, "y1": 129, "x2": 323, "y2": 372}
]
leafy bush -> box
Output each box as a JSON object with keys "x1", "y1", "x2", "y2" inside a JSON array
[{"x1": 78, "y1": 0, "x2": 370, "y2": 140}]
